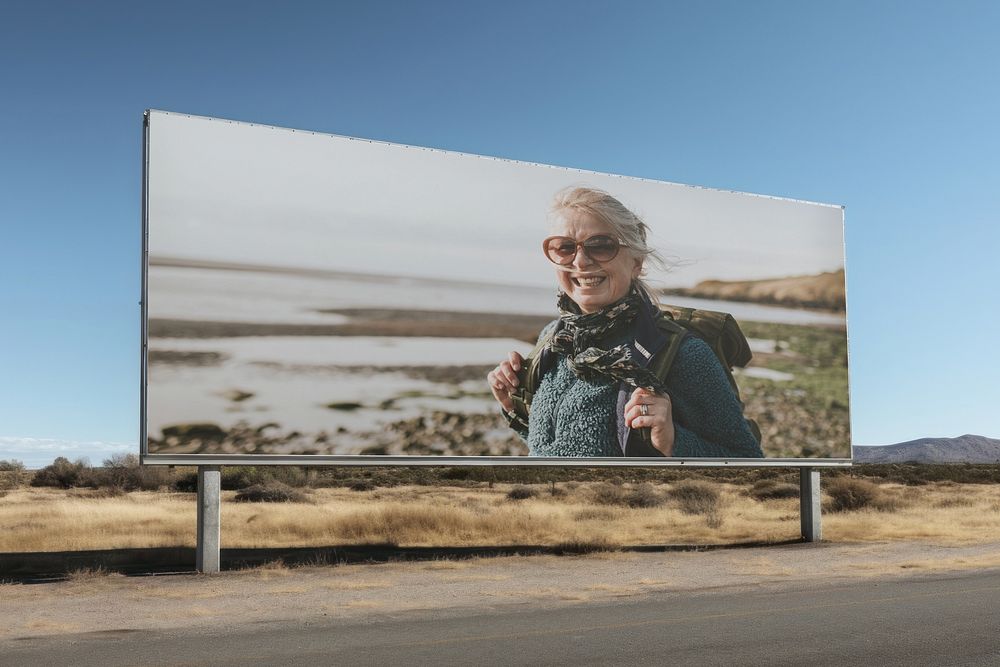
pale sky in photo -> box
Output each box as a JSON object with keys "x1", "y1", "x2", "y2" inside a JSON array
[{"x1": 149, "y1": 111, "x2": 845, "y2": 290}]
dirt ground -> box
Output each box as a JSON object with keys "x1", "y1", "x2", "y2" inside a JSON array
[{"x1": 3, "y1": 540, "x2": 1000, "y2": 641}]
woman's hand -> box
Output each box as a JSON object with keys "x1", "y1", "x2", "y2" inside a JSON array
[
  {"x1": 487, "y1": 351, "x2": 525, "y2": 413},
  {"x1": 624, "y1": 387, "x2": 675, "y2": 456}
]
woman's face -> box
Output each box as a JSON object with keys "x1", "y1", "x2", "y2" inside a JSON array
[{"x1": 550, "y1": 211, "x2": 642, "y2": 314}]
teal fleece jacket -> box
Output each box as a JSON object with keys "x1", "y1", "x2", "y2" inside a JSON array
[{"x1": 521, "y1": 334, "x2": 764, "y2": 458}]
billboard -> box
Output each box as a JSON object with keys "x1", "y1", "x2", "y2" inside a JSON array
[{"x1": 142, "y1": 110, "x2": 850, "y2": 465}]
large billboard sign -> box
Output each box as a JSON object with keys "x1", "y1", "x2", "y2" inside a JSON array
[{"x1": 141, "y1": 110, "x2": 850, "y2": 465}]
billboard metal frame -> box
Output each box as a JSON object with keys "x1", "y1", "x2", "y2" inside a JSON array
[
  {"x1": 144, "y1": 454, "x2": 852, "y2": 467},
  {"x1": 140, "y1": 111, "x2": 150, "y2": 464},
  {"x1": 139, "y1": 109, "x2": 852, "y2": 469}
]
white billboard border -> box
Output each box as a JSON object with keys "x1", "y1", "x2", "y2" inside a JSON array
[{"x1": 138, "y1": 109, "x2": 852, "y2": 469}]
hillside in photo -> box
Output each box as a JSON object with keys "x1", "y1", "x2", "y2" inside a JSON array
[{"x1": 665, "y1": 269, "x2": 846, "y2": 312}]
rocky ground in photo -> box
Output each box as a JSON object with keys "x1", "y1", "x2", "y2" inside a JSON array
[
  {"x1": 148, "y1": 410, "x2": 528, "y2": 457},
  {"x1": 148, "y1": 317, "x2": 850, "y2": 459}
]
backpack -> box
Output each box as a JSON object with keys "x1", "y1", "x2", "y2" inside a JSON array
[{"x1": 508, "y1": 304, "x2": 762, "y2": 446}]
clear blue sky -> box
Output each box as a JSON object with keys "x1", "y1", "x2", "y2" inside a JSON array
[{"x1": 2, "y1": 1, "x2": 998, "y2": 465}]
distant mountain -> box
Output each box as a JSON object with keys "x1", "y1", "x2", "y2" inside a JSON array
[
  {"x1": 663, "y1": 269, "x2": 846, "y2": 312},
  {"x1": 853, "y1": 434, "x2": 1000, "y2": 464}
]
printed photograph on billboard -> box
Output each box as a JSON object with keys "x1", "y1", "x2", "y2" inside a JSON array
[{"x1": 143, "y1": 111, "x2": 849, "y2": 461}]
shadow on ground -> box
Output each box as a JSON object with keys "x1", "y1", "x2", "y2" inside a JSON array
[{"x1": 0, "y1": 539, "x2": 805, "y2": 582}]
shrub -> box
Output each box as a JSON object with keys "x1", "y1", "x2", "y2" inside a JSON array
[
  {"x1": 591, "y1": 482, "x2": 628, "y2": 506},
  {"x1": 172, "y1": 471, "x2": 199, "y2": 492},
  {"x1": 825, "y1": 477, "x2": 881, "y2": 512},
  {"x1": 222, "y1": 466, "x2": 309, "y2": 490},
  {"x1": 174, "y1": 468, "x2": 283, "y2": 493},
  {"x1": 666, "y1": 481, "x2": 721, "y2": 515},
  {"x1": 234, "y1": 483, "x2": 309, "y2": 503},
  {"x1": 506, "y1": 485, "x2": 539, "y2": 500},
  {"x1": 0, "y1": 459, "x2": 25, "y2": 473},
  {"x1": 348, "y1": 479, "x2": 376, "y2": 492},
  {"x1": 624, "y1": 483, "x2": 665, "y2": 508},
  {"x1": 750, "y1": 479, "x2": 800, "y2": 501},
  {"x1": 0, "y1": 471, "x2": 23, "y2": 492},
  {"x1": 265, "y1": 466, "x2": 309, "y2": 487},
  {"x1": 440, "y1": 467, "x2": 478, "y2": 481},
  {"x1": 590, "y1": 483, "x2": 665, "y2": 508},
  {"x1": 222, "y1": 467, "x2": 271, "y2": 490},
  {"x1": 96, "y1": 453, "x2": 172, "y2": 491},
  {"x1": 31, "y1": 457, "x2": 90, "y2": 488}
]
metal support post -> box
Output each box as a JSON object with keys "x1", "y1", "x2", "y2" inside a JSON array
[
  {"x1": 799, "y1": 467, "x2": 822, "y2": 542},
  {"x1": 196, "y1": 465, "x2": 222, "y2": 573}
]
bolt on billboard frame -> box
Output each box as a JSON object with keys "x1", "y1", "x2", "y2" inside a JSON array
[{"x1": 140, "y1": 109, "x2": 852, "y2": 468}]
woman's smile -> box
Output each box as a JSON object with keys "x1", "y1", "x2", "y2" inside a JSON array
[
  {"x1": 570, "y1": 273, "x2": 607, "y2": 289},
  {"x1": 550, "y1": 211, "x2": 642, "y2": 313}
]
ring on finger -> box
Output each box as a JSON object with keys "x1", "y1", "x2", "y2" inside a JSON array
[{"x1": 640, "y1": 404, "x2": 649, "y2": 417}]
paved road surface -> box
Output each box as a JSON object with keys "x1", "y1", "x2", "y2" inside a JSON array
[{"x1": 5, "y1": 569, "x2": 1000, "y2": 666}]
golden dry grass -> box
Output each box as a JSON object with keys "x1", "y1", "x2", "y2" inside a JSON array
[
  {"x1": 2, "y1": 481, "x2": 1000, "y2": 553},
  {"x1": 1, "y1": 487, "x2": 193, "y2": 551},
  {"x1": 824, "y1": 482, "x2": 1000, "y2": 544}
]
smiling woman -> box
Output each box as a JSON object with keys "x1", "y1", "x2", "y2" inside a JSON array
[{"x1": 488, "y1": 187, "x2": 765, "y2": 459}]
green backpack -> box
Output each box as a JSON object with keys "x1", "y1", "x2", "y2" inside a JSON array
[{"x1": 509, "y1": 304, "x2": 762, "y2": 445}]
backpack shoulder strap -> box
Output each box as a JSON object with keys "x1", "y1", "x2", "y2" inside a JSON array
[
  {"x1": 631, "y1": 313, "x2": 687, "y2": 449},
  {"x1": 507, "y1": 321, "x2": 558, "y2": 431},
  {"x1": 646, "y1": 314, "x2": 689, "y2": 386}
]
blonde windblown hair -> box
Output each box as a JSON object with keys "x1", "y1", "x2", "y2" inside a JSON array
[{"x1": 549, "y1": 186, "x2": 666, "y2": 304}]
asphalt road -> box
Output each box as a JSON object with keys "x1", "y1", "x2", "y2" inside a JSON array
[{"x1": 5, "y1": 570, "x2": 1000, "y2": 666}]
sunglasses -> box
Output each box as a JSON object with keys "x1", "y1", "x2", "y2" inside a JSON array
[{"x1": 542, "y1": 234, "x2": 627, "y2": 265}]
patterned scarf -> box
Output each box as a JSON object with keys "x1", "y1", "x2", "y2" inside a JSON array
[{"x1": 547, "y1": 285, "x2": 667, "y2": 392}]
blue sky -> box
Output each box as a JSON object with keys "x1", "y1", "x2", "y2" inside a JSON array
[{"x1": 1, "y1": 1, "x2": 998, "y2": 465}]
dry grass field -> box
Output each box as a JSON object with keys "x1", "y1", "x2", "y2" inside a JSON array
[{"x1": 3, "y1": 478, "x2": 1000, "y2": 553}]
